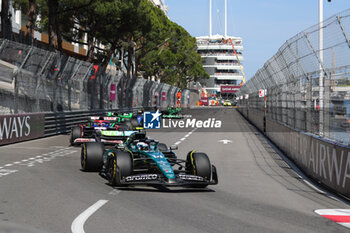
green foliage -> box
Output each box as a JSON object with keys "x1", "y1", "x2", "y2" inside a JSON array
[
  {"x1": 136, "y1": 3, "x2": 208, "y2": 88},
  {"x1": 12, "y1": 0, "x2": 208, "y2": 87}
]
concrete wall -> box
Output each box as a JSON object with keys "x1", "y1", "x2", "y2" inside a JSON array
[{"x1": 238, "y1": 107, "x2": 350, "y2": 199}]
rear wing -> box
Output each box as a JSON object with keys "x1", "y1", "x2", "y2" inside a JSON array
[
  {"x1": 100, "y1": 130, "x2": 138, "y2": 137},
  {"x1": 99, "y1": 130, "x2": 138, "y2": 145},
  {"x1": 90, "y1": 116, "x2": 118, "y2": 121}
]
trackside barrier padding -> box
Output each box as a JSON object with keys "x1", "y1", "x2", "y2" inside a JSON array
[
  {"x1": 0, "y1": 108, "x2": 142, "y2": 146},
  {"x1": 0, "y1": 113, "x2": 45, "y2": 146},
  {"x1": 237, "y1": 108, "x2": 350, "y2": 199}
]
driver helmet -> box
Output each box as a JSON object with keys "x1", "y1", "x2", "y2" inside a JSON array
[
  {"x1": 94, "y1": 120, "x2": 109, "y2": 128},
  {"x1": 136, "y1": 142, "x2": 149, "y2": 151}
]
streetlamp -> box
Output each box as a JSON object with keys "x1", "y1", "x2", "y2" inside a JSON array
[
  {"x1": 319, "y1": 0, "x2": 324, "y2": 136},
  {"x1": 319, "y1": 0, "x2": 332, "y2": 136}
]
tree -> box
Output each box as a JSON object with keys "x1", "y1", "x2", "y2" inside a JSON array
[
  {"x1": 13, "y1": 0, "x2": 208, "y2": 88},
  {"x1": 135, "y1": 4, "x2": 208, "y2": 88},
  {"x1": 27, "y1": 0, "x2": 36, "y2": 43}
]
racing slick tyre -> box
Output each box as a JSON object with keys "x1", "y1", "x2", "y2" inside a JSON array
[
  {"x1": 157, "y1": 143, "x2": 168, "y2": 152},
  {"x1": 186, "y1": 152, "x2": 211, "y2": 188},
  {"x1": 81, "y1": 143, "x2": 104, "y2": 172},
  {"x1": 108, "y1": 151, "x2": 133, "y2": 186},
  {"x1": 70, "y1": 126, "x2": 82, "y2": 146}
]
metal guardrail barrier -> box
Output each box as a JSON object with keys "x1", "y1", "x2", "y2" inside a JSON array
[
  {"x1": 0, "y1": 39, "x2": 200, "y2": 115},
  {"x1": 236, "y1": 9, "x2": 350, "y2": 199},
  {"x1": 44, "y1": 108, "x2": 143, "y2": 136},
  {"x1": 0, "y1": 108, "x2": 143, "y2": 146},
  {"x1": 237, "y1": 9, "x2": 350, "y2": 146}
]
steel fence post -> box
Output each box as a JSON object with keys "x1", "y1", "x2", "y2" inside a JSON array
[{"x1": 13, "y1": 46, "x2": 33, "y2": 113}]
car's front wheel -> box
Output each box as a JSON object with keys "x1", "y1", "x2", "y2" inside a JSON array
[
  {"x1": 108, "y1": 151, "x2": 133, "y2": 186},
  {"x1": 186, "y1": 151, "x2": 212, "y2": 188}
]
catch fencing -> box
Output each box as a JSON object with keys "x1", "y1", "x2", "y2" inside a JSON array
[
  {"x1": 0, "y1": 39, "x2": 199, "y2": 115},
  {"x1": 238, "y1": 9, "x2": 350, "y2": 146}
]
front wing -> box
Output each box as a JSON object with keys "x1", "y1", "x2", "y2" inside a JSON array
[{"x1": 119, "y1": 173, "x2": 218, "y2": 187}]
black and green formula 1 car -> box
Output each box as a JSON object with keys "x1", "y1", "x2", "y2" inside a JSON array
[
  {"x1": 161, "y1": 106, "x2": 183, "y2": 119},
  {"x1": 81, "y1": 132, "x2": 218, "y2": 188},
  {"x1": 110, "y1": 110, "x2": 144, "y2": 130},
  {"x1": 70, "y1": 116, "x2": 138, "y2": 146}
]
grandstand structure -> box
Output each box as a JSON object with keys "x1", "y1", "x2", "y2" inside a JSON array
[{"x1": 196, "y1": 0, "x2": 244, "y2": 99}]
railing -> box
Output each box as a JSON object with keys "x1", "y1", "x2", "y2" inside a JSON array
[
  {"x1": 44, "y1": 108, "x2": 141, "y2": 136},
  {"x1": 236, "y1": 9, "x2": 350, "y2": 199},
  {"x1": 0, "y1": 39, "x2": 197, "y2": 115},
  {"x1": 200, "y1": 53, "x2": 243, "y2": 57},
  {"x1": 204, "y1": 63, "x2": 239, "y2": 66},
  {"x1": 213, "y1": 73, "x2": 241, "y2": 76},
  {"x1": 238, "y1": 9, "x2": 350, "y2": 146}
]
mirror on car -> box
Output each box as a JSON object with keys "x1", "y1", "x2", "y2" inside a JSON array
[{"x1": 170, "y1": 145, "x2": 178, "y2": 150}]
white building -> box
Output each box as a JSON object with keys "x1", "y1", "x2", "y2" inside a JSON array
[
  {"x1": 196, "y1": 34, "x2": 244, "y2": 93},
  {"x1": 196, "y1": 0, "x2": 244, "y2": 97},
  {"x1": 149, "y1": 0, "x2": 168, "y2": 16}
]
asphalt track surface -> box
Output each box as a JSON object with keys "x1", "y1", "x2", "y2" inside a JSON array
[{"x1": 0, "y1": 107, "x2": 349, "y2": 233}]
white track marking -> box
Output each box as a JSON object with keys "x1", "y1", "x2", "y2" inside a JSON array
[
  {"x1": 315, "y1": 209, "x2": 350, "y2": 215},
  {"x1": 9, "y1": 146, "x2": 55, "y2": 150},
  {"x1": 171, "y1": 128, "x2": 197, "y2": 147},
  {"x1": 0, "y1": 169, "x2": 18, "y2": 177},
  {"x1": 0, "y1": 148, "x2": 76, "y2": 180},
  {"x1": 109, "y1": 189, "x2": 121, "y2": 195},
  {"x1": 71, "y1": 200, "x2": 109, "y2": 233},
  {"x1": 50, "y1": 146, "x2": 66, "y2": 148}
]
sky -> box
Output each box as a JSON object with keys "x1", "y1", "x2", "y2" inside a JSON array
[{"x1": 166, "y1": 0, "x2": 350, "y2": 80}]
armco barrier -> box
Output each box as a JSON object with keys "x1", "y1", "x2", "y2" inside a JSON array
[
  {"x1": 0, "y1": 108, "x2": 142, "y2": 146},
  {"x1": 0, "y1": 113, "x2": 45, "y2": 146},
  {"x1": 237, "y1": 108, "x2": 350, "y2": 199}
]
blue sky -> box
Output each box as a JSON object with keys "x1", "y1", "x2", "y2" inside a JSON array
[{"x1": 166, "y1": 0, "x2": 350, "y2": 79}]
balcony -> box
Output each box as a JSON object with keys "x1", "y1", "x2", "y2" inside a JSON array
[
  {"x1": 211, "y1": 73, "x2": 244, "y2": 80},
  {"x1": 197, "y1": 44, "x2": 243, "y2": 51},
  {"x1": 203, "y1": 64, "x2": 241, "y2": 70}
]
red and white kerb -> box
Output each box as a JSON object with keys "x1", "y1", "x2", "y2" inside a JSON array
[{"x1": 315, "y1": 209, "x2": 350, "y2": 228}]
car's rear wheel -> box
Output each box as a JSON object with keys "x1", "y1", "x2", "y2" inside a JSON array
[
  {"x1": 70, "y1": 126, "x2": 82, "y2": 145},
  {"x1": 186, "y1": 152, "x2": 211, "y2": 188},
  {"x1": 108, "y1": 151, "x2": 133, "y2": 186},
  {"x1": 81, "y1": 143, "x2": 104, "y2": 172}
]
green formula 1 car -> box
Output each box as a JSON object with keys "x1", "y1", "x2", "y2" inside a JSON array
[{"x1": 81, "y1": 132, "x2": 218, "y2": 188}]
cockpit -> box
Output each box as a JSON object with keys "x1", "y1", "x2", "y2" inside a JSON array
[{"x1": 130, "y1": 140, "x2": 158, "y2": 152}]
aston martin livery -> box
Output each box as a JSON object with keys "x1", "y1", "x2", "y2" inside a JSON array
[{"x1": 81, "y1": 132, "x2": 218, "y2": 188}]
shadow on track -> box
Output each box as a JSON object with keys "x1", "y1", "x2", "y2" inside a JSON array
[{"x1": 108, "y1": 185, "x2": 216, "y2": 193}]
